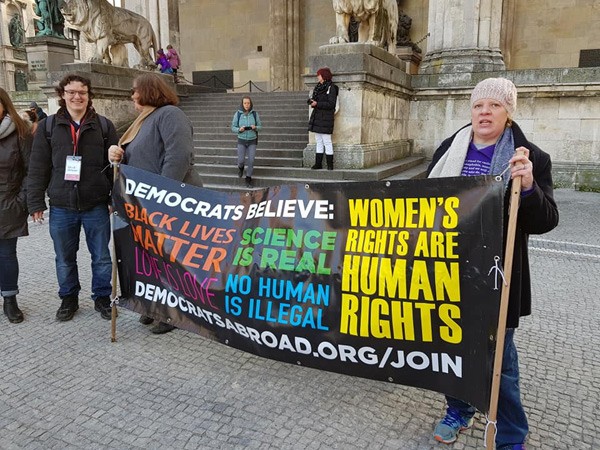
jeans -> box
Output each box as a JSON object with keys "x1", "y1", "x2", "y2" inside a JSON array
[
  {"x1": 315, "y1": 133, "x2": 333, "y2": 155},
  {"x1": 237, "y1": 140, "x2": 257, "y2": 177},
  {"x1": 0, "y1": 237, "x2": 19, "y2": 297},
  {"x1": 49, "y1": 205, "x2": 112, "y2": 300},
  {"x1": 445, "y1": 329, "x2": 528, "y2": 448}
]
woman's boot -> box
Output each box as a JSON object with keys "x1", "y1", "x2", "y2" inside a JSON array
[
  {"x1": 326, "y1": 154, "x2": 334, "y2": 170},
  {"x1": 311, "y1": 153, "x2": 324, "y2": 170},
  {"x1": 3, "y1": 296, "x2": 23, "y2": 323}
]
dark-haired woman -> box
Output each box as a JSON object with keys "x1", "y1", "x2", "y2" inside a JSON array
[
  {"x1": 109, "y1": 72, "x2": 201, "y2": 334},
  {"x1": 308, "y1": 67, "x2": 338, "y2": 170},
  {"x1": 0, "y1": 88, "x2": 32, "y2": 323},
  {"x1": 231, "y1": 96, "x2": 262, "y2": 188}
]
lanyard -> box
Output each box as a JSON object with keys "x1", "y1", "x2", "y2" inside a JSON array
[{"x1": 69, "y1": 121, "x2": 82, "y2": 156}]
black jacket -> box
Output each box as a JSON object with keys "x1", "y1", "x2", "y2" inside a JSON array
[
  {"x1": 27, "y1": 108, "x2": 118, "y2": 213},
  {"x1": 0, "y1": 131, "x2": 32, "y2": 239},
  {"x1": 308, "y1": 81, "x2": 338, "y2": 134},
  {"x1": 428, "y1": 122, "x2": 559, "y2": 328}
]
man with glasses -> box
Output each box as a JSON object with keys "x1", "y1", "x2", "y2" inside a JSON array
[{"x1": 27, "y1": 74, "x2": 118, "y2": 322}]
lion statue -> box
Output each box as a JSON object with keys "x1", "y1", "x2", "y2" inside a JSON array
[
  {"x1": 330, "y1": 0, "x2": 398, "y2": 53},
  {"x1": 60, "y1": 0, "x2": 157, "y2": 69}
]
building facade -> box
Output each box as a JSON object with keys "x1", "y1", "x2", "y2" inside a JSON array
[{"x1": 0, "y1": 0, "x2": 597, "y2": 187}]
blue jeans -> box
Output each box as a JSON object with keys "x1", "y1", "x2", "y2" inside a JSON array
[
  {"x1": 0, "y1": 237, "x2": 19, "y2": 297},
  {"x1": 445, "y1": 329, "x2": 528, "y2": 448},
  {"x1": 49, "y1": 205, "x2": 112, "y2": 300},
  {"x1": 237, "y1": 140, "x2": 257, "y2": 177}
]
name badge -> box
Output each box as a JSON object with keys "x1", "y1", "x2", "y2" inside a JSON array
[{"x1": 64, "y1": 155, "x2": 82, "y2": 181}]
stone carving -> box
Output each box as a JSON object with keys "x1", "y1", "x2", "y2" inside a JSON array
[
  {"x1": 34, "y1": 0, "x2": 65, "y2": 38},
  {"x1": 8, "y1": 15, "x2": 25, "y2": 47},
  {"x1": 396, "y1": 11, "x2": 421, "y2": 53},
  {"x1": 60, "y1": 0, "x2": 158, "y2": 68},
  {"x1": 330, "y1": 0, "x2": 398, "y2": 53}
]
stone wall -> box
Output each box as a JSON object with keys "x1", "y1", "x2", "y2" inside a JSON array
[
  {"x1": 409, "y1": 68, "x2": 600, "y2": 190},
  {"x1": 506, "y1": 0, "x2": 600, "y2": 70}
]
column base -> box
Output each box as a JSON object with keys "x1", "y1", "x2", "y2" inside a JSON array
[{"x1": 419, "y1": 48, "x2": 505, "y2": 74}]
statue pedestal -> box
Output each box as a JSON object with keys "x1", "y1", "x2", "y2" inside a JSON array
[
  {"x1": 395, "y1": 46, "x2": 422, "y2": 75},
  {"x1": 24, "y1": 36, "x2": 75, "y2": 90},
  {"x1": 303, "y1": 43, "x2": 413, "y2": 169}
]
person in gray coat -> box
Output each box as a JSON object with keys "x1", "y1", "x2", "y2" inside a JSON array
[
  {"x1": 0, "y1": 88, "x2": 33, "y2": 323},
  {"x1": 108, "y1": 72, "x2": 201, "y2": 334}
]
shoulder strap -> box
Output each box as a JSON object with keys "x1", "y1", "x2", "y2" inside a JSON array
[
  {"x1": 98, "y1": 115, "x2": 109, "y2": 144},
  {"x1": 45, "y1": 114, "x2": 55, "y2": 143},
  {"x1": 235, "y1": 110, "x2": 242, "y2": 127},
  {"x1": 252, "y1": 111, "x2": 257, "y2": 123},
  {"x1": 45, "y1": 114, "x2": 108, "y2": 143}
]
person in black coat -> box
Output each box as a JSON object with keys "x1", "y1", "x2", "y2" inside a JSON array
[
  {"x1": 308, "y1": 67, "x2": 338, "y2": 170},
  {"x1": 428, "y1": 78, "x2": 558, "y2": 450},
  {"x1": 29, "y1": 101, "x2": 47, "y2": 121},
  {"x1": 0, "y1": 88, "x2": 32, "y2": 323}
]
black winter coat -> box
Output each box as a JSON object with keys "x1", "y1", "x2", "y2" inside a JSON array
[
  {"x1": 308, "y1": 81, "x2": 338, "y2": 134},
  {"x1": 0, "y1": 130, "x2": 32, "y2": 239},
  {"x1": 428, "y1": 122, "x2": 559, "y2": 328},
  {"x1": 27, "y1": 108, "x2": 118, "y2": 213}
]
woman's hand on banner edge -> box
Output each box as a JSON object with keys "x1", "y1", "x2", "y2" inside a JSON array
[{"x1": 108, "y1": 145, "x2": 124, "y2": 164}]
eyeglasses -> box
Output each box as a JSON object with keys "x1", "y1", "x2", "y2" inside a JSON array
[
  {"x1": 64, "y1": 90, "x2": 89, "y2": 97},
  {"x1": 130, "y1": 87, "x2": 137, "y2": 95}
]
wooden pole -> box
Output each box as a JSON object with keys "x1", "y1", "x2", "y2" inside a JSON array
[
  {"x1": 486, "y1": 155, "x2": 524, "y2": 449},
  {"x1": 110, "y1": 164, "x2": 119, "y2": 342}
]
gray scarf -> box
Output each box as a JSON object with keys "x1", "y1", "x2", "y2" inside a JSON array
[
  {"x1": 429, "y1": 125, "x2": 515, "y2": 189},
  {"x1": 0, "y1": 115, "x2": 16, "y2": 139}
]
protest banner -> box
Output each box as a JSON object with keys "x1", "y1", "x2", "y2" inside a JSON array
[{"x1": 112, "y1": 165, "x2": 505, "y2": 412}]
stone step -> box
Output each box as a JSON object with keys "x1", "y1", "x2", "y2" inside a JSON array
[
  {"x1": 194, "y1": 131, "x2": 308, "y2": 146},
  {"x1": 195, "y1": 147, "x2": 304, "y2": 158},
  {"x1": 195, "y1": 140, "x2": 307, "y2": 149},
  {"x1": 197, "y1": 157, "x2": 428, "y2": 192},
  {"x1": 190, "y1": 119, "x2": 308, "y2": 127}
]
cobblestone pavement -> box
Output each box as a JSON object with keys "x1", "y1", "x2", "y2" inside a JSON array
[{"x1": 1, "y1": 189, "x2": 598, "y2": 450}]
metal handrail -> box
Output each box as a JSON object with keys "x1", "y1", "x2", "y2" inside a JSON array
[{"x1": 194, "y1": 76, "x2": 279, "y2": 92}]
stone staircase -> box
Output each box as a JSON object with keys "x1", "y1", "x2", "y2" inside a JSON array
[{"x1": 178, "y1": 91, "x2": 428, "y2": 191}]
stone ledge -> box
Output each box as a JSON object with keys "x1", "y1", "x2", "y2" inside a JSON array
[{"x1": 412, "y1": 67, "x2": 600, "y2": 90}]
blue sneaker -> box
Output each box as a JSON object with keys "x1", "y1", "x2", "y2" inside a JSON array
[{"x1": 433, "y1": 407, "x2": 474, "y2": 444}]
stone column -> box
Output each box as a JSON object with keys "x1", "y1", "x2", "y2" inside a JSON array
[
  {"x1": 270, "y1": 0, "x2": 301, "y2": 91},
  {"x1": 419, "y1": 0, "x2": 506, "y2": 74}
]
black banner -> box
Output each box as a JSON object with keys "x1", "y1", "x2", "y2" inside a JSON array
[{"x1": 112, "y1": 165, "x2": 505, "y2": 412}]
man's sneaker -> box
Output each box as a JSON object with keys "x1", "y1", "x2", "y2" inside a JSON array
[
  {"x1": 433, "y1": 407, "x2": 474, "y2": 444},
  {"x1": 56, "y1": 296, "x2": 79, "y2": 321},
  {"x1": 94, "y1": 296, "x2": 115, "y2": 320}
]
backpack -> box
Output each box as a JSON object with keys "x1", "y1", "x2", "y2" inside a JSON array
[
  {"x1": 235, "y1": 110, "x2": 259, "y2": 144},
  {"x1": 45, "y1": 113, "x2": 109, "y2": 145}
]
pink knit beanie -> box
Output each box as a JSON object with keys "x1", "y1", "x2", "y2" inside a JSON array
[{"x1": 470, "y1": 78, "x2": 518, "y2": 117}]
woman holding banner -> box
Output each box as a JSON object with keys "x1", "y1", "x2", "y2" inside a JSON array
[
  {"x1": 108, "y1": 73, "x2": 202, "y2": 334},
  {"x1": 427, "y1": 78, "x2": 558, "y2": 449}
]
